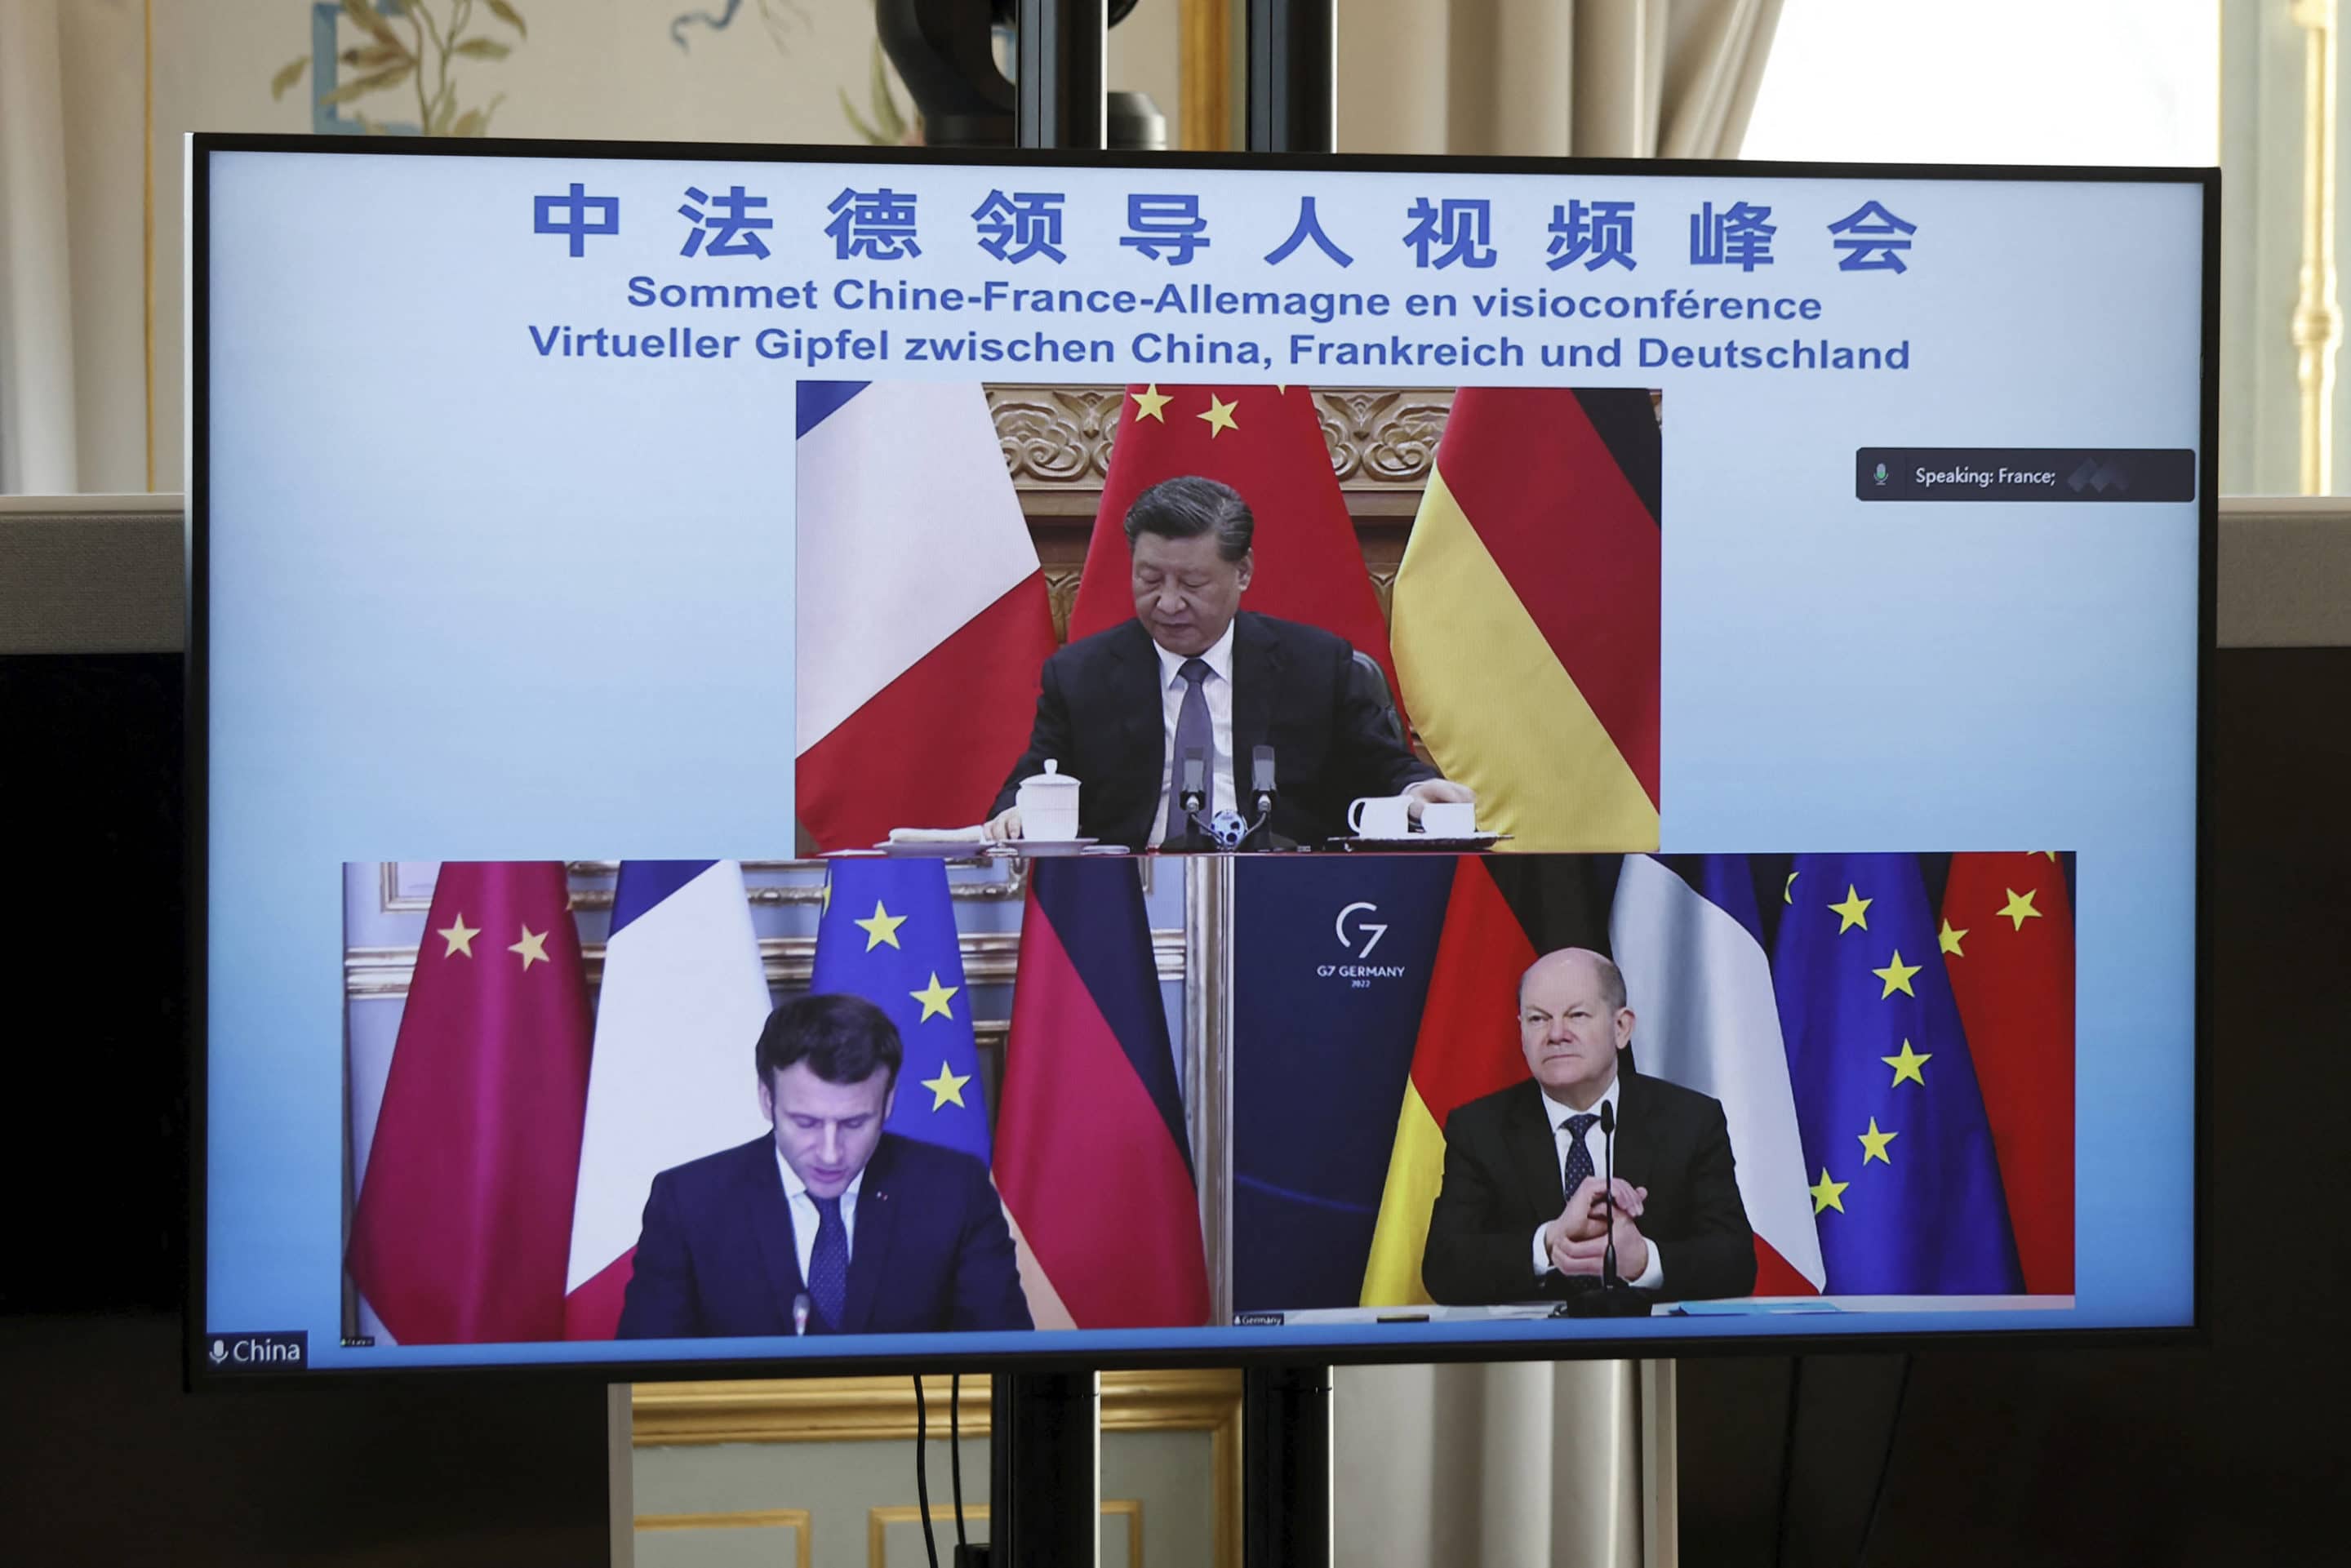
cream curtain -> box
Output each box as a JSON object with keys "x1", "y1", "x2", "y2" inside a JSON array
[
  {"x1": 1337, "y1": 1361, "x2": 1657, "y2": 1567},
  {"x1": 0, "y1": 0, "x2": 80, "y2": 493},
  {"x1": 1329, "y1": 4, "x2": 1784, "y2": 1565},
  {"x1": 1340, "y1": 0, "x2": 1786, "y2": 159}
]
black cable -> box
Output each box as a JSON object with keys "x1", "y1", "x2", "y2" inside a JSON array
[
  {"x1": 950, "y1": 1373, "x2": 970, "y2": 1550},
  {"x1": 1854, "y1": 1354, "x2": 1915, "y2": 1568},
  {"x1": 1771, "y1": 1355, "x2": 1805, "y2": 1568},
  {"x1": 913, "y1": 1376, "x2": 940, "y2": 1568}
]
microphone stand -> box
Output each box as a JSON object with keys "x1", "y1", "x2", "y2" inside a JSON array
[
  {"x1": 1174, "y1": 746, "x2": 1209, "y2": 851},
  {"x1": 1240, "y1": 743, "x2": 1295, "y2": 851},
  {"x1": 1563, "y1": 1099, "x2": 1651, "y2": 1317},
  {"x1": 1171, "y1": 744, "x2": 1295, "y2": 851}
]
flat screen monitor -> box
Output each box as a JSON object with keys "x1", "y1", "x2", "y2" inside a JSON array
[{"x1": 189, "y1": 135, "x2": 2210, "y2": 1383}]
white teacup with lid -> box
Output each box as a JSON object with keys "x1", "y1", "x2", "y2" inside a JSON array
[{"x1": 1016, "y1": 759, "x2": 1082, "y2": 841}]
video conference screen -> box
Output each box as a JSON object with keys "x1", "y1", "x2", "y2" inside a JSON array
[{"x1": 192, "y1": 137, "x2": 2207, "y2": 1380}]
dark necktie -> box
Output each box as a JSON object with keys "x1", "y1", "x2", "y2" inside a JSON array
[
  {"x1": 807, "y1": 1193, "x2": 847, "y2": 1331},
  {"x1": 1163, "y1": 656, "x2": 1213, "y2": 847},
  {"x1": 1562, "y1": 1113, "x2": 1598, "y2": 1201}
]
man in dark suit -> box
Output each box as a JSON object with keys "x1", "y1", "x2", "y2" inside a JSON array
[
  {"x1": 616, "y1": 993, "x2": 1032, "y2": 1339},
  {"x1": 1422, "y1": 948, "x2": 1756, "y2": 1305},
  {"x1": 982, "y1": 474, "x2": 1473, "y2": 848}
]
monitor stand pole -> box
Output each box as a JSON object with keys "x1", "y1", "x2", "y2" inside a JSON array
[
  {"x1": 1239, "y1": 7, "x2": 1338, "y2": 1556},
  {"x1": 961, "y1": 10, "x2": 1109, "y2": 1566},
  {"x1": 1243, "y1": 1364, "x2": 1333, "y2": 1567},
  {"x1": 966, "y1": 1371, "x2": 1098, "y2": 1566}
]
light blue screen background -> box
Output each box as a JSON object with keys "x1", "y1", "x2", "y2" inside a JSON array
[{"x1": 201, "y1": 147, "x2": 2202, "y2": 1369}]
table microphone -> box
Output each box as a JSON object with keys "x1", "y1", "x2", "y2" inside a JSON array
[
  {"x1": 1599, "y1": 1101, "x2": 1620, "y2": 1289},
  {"x1": 1567, "y1": 1099, "x2": 1647, "y2": 1317},
  {"x1": 1180, "y1": 746, "x2": 1207, "y2": 847},
  {"x1": 793, "y1": 1292, "x2": 811, "y2": 1337},
  {"x1": 1251, "y1": 744, "x2": 1277, "y2": 815}
]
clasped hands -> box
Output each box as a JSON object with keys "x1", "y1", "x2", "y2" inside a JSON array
[{"x1": 1545, "y1": 1175, "x2": 1650, "y2": 1282}]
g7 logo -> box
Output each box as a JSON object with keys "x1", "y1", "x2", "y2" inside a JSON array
[{"x1": 1335, "y1": 901, "x2": 1388, "y2": 958}]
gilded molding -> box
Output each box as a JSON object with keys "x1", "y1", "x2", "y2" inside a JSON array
[
  {"x1": 867, "y1": 1500, "x2": 1141, "y2": 1567},
  {"x1": 1179, "y1": 0, "x2": 1233, "y2": 152},
  {"x1": 633, "y1": 1367, "x2": 1239, "y2": 1445},
  {"x1": 635, "y1": 1507, "x2": 811, "y2": 1568},
  {"x1": 564, "y1": 860, "x2": 1029, "y2": 908},
  {"x1": 345, "y1": 927, "x2": 1186, "y2": 999},
  {"x1": 380, "y1": 860, "x2": 1031, "y2": 915},
  {"x1": 637, "y1": 1370, "x2": 1238, "y2": 1568},
  {"x1": 2295, "y1": 0, "x2": 2341, "y2": 494}
]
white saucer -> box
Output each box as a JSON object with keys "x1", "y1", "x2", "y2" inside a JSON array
[
  {"x1": 981, "y1": 838, "x2": 1101, "y2": 857},
  {"x1": 1329, "y1": 833, "x2": 1508, "y2": 851}
]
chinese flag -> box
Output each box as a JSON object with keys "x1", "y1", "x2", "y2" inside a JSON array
[
  {"x1": 1941, "y1": 852, "x2": 2076, "y2": 1294},
  {"x1": 1067, "y1": 384, "x2": 1403, "y2": 718},
  {"x1": 348, "y1": 862, "x2": 595, "y2": 1344}
]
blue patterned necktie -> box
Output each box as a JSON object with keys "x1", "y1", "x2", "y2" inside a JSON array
[
  {"x1": 1163, "y1": 656, "x2": 1213, "y2": 846},
  {"x1": 1562, "y1": 1113, "x2": 1598, "y2": 1202},
  {"x1": 807, "y1": 1193, "x2": 847, "y2": 1331}
]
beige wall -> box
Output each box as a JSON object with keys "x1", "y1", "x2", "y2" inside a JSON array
[
  {"x1": 1109, "y1": 0, "x2": 1185, "y2": 144},
  {"x1": 53, "y1": 0, "x2": 1189, "y2": 497}
]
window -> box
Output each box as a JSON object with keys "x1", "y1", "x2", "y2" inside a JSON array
[{"x1": 1744, "y1": 0, "x2": 2218, "y2": 167}]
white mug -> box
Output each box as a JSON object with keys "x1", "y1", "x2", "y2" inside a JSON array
[
  {"x1": 1348, "y1": 795, "x2": 1414, "y2": 838},
  {"x1": 1420, "y1": 801, "x2": 1478, "y2": 838},
  {"x1": 1016, "y1": 760, "x2": 1083, "y2": 842}
]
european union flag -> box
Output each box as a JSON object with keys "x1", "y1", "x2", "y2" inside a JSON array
[
  {"x1": 1773, "y1": 853, "x2": 2020, "y2": 1294},
  {"x1": 811, "y1": 860, "x2": 989, "y2": 1162}
]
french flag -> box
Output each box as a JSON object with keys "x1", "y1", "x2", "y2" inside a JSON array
[
  {"x1": 795, "y1": 381, "x2": 1060, "y2": 849},
  {"x1": 994, "y1": 859, "x2": 1210, "y2": 1329},
  {"x1": 563, "y1": 860, "x2": 772, "y2": 1339},
  {"x1": 1610, "y1": 854, "x2": 1825, "y2": 1295}
]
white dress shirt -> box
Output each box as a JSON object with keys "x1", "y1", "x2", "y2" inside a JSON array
[
  {"x1": 1532, "y1": 1077, "x2": 1666, "y2": 1290},
  {"x1": 1144, "y1": 620, "x2": 1237, "y2": 849},
  {"x1": 775, "y1": 1144, "x2": 866, "y2": 1284}
]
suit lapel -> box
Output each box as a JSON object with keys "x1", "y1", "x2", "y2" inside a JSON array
[
  {"x1": 1505, "y1": 1082, "x2": 1568, "y2": 1226},
  {"x1": 1105, "y1": 621, "x2": 1167, "y2": 835},
  {"x1": 1230, "y1": 612, "x2": 1278, "y2": 773},
  {"x1": 839, "y1": 1139, "x2": 899, "y2": 1334},
  {"x1": 746, "y1": 1138, "x2": 807, "y2": 1328},
  {"x1": 1611, "y1": 1068, "x2": 1655, "y2": 1197},
  {"x1": 1106, "y1": 618, "x2": 1162, "y2": 722}
]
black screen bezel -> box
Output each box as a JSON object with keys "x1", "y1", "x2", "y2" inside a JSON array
[{"x1": 184, "y1": 133, "x2": 2217, "y2": 1389}]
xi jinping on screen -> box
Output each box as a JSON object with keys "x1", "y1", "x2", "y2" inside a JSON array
[{"x1": 983, "y1": 475, "x2": 1474, "y2": 848}]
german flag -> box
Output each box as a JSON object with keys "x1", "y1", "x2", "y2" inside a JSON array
[
  {"x1": 1391, "y1": 389, "x2": 1660, "y2": 851},
  {"x1": 1360, "y1": 855, "x2": 1617, "y2": 1306},
  {"x1": 994, "y1": 858, "x2": 1211, "y2": 1328}
]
